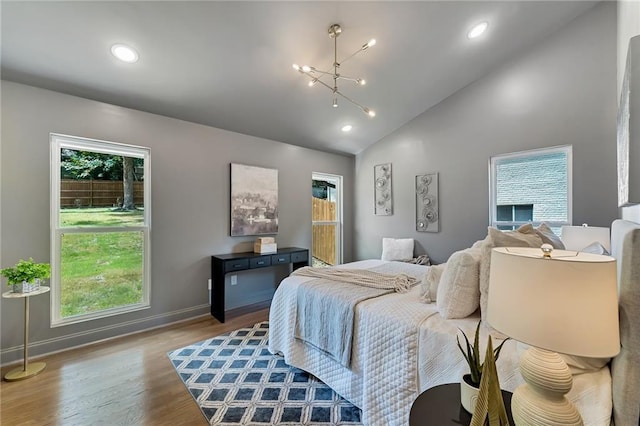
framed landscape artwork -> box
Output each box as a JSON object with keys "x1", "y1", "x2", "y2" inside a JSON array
[{"x1": 230, "y1": 163, "x2": 278, "y2": 236}]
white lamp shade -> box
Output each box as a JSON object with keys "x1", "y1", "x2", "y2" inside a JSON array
[
  {"x1": 487, "y1": 247, "x2": 620, "y2": 358},
  {"x1": 561, "y1": 225, "x2": 610, "y2": 252}
]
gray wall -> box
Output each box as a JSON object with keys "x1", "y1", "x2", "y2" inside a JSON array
[
  {"x1": 355, "y1": 2, "x2": 618, "y2": 264},
  {"x1": 0, "y1": 81, "x2": 354, "y2": 363}
]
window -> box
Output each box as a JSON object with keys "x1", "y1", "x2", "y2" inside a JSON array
[
  {"x1": 489, "y1": 145, "x2": 571, "y2": 231},
  {"x1": 311, "y1": 173, "x2": 343, "y2": 266},
  {"x1": 50, "y1": 134, "x2": 150, "y2": 326},
  {"x1": 496, "y1": 204, "x2": 533, "y2": 230}
]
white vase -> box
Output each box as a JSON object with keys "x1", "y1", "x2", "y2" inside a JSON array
[
  {"x1": 12, "y1": 278, "x2": 41, "y2": 293},
  {"x1": 460, "y1": 373, "x2": 480, "y2": 414}
]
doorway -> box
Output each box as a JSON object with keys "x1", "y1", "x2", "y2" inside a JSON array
[{"x1": 311, "y1": 173, "x2": 342, "y2": 266}]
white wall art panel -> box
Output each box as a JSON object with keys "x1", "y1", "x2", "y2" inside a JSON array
[
  {"x1": 374, "y1": 163, "x2": 393, "y2": 215},
  {"x1": 415, "y1": 173, "x2": 439, "y2": 233}
]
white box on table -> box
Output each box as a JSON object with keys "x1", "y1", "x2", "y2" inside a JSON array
[{"x1": 254, "y1": 242, "x2": 277, "y2": 254}]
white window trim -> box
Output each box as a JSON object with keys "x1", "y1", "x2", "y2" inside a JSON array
[
  {"x1": 50, "y1": 133, "x2": 151, "y2": 327},
  {"x1": 312, "y1": 172, "x2": 343, "y2": 265},
  {"x1": 488, "y1": 145, "x2": 572, "y2": 229}
]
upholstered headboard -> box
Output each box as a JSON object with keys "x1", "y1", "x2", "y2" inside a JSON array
[{"x1": 610, "y1": 219, "x2": 640, "y2": 425}]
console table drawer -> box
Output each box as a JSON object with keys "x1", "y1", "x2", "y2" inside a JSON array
[
  {"x1": 250, "y1": 256, "x2": 271, "y2": 268},
  {"x1": 224, "y1": 259, "x2": 249, "y2": 272},
  {"x1": 291, "y1": 251, "x2": 308, "y2": 263},
  {"x1": 271, "y1": 253, "x2": 291, "y2": 264}
]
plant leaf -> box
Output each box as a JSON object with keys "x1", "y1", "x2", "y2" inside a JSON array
[
  {"x1": 493, "y1": 337, "x2": 511, "y2": 362},
  {"x1": 473, "y1": 321, "x2": 481, "y2": 376},
  {"x1": 456, "y1": 335, "x2": 472, "y2": 366}
]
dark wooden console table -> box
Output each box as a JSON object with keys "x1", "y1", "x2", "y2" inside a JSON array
[{"x1": 210, "y1": 247, "x2": 309, "y2": 322}]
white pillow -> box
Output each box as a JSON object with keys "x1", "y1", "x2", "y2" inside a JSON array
[
  {"x1": 560, "y1": 354, "x2": 610, "y2": 374},
  {"x1": 381, "y1": 238, "x2": 414, "y2": 261},
  {"x1": 420, "y1": 263, "x2": 446, "y2": 303},
  {"x1": 535, "y1": 222, "x2": 565, "y2": 249},
  {"x1": 580, "y1": 241, "x2": 610, "y2": 255},
  {"x1": 437, "y1": 249, "x2": 481, "y2": 319}
]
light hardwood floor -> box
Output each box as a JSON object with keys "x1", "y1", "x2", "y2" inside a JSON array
[{"x1": 0, "y1": 308, "x2": 269, "y2": 426}]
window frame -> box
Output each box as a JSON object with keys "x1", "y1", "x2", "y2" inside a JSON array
[
  {"x1": 50, "y1": 133, "x2": 151, "y2": 327},
  {"x1": 489, "y1": 145, "x2": 572, "y2": 229}
]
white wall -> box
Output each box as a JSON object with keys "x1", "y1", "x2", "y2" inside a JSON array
[
  {"x1": 619, "y1": 0, "x2": 640, "y2": 222},
  {"x1": 355, "y1": 2, "x2": 617, "y2": 263},
  {"x1": 0, "y1": 81, "x2": 354, "y2": 363}
]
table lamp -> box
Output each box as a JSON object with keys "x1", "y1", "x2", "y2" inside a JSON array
[
  {"x1": 487, "y1": 246, "x2": 619, "y2": 425},
  {"x1": 560, "y1": 224, "x2": 611, "y2": 253}
]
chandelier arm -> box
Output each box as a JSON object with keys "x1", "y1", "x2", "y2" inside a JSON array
[
  {"x1": 335, "y1": 90, "x2": 370, "y2": 114},
  {"x1": 309, "y1": 69, "x2": 334, "y2": 76},
  {"x1": 336, "y1": 75, "x2": 362, "y2": 83},
  {"x1": 308, "y1": 75, "x2": 336, "y2": 93},
  {"x1": 334, "y1": 31, "x2": 339, "y2": 76},
  {"x1": 338, "y1": 46, "x2": 367, "y2": 65}
]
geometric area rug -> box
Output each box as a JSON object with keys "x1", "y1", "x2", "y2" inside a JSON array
[{"x1": 167, "y1": 321, "x2": 362, "y2": 425}]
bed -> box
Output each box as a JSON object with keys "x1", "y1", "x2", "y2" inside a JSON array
[{"x1": 268, "y1": 219, "x2": 640, "y2": 426}]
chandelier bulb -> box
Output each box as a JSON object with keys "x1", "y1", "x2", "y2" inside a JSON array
[
  {"x1": 308, "y1": 79, "x2": 317, "y2": 87},
  {"x1": 292, "y1": 64, "x2": 300, "y2": 71},
  {"x1": 333, "y1": 97, "x2": 338, "y2": 108},
  {"x1": 468, "y1": 22, "x2": 488, "y2": 39},
  {"x1": 364, "y1": 108, "x2": 376, "y2": 117},
  {"x1": 358, "y1": 79, "x2": 366, "y2": 86},
  {"x1": 302, "y1": 65, "x2": 311, "y2": 72},
  {"x1": 362, "y1": 39, "x2": 377, "y2": 50}
]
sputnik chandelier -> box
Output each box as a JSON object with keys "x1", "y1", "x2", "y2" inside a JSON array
[{"x1": 293, "y1": 24, "x2": 376, "y2": 117}]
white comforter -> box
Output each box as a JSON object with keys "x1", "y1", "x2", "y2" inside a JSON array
[{"x1": 268, "y1": 260, "x2": 612, "y2": 426}]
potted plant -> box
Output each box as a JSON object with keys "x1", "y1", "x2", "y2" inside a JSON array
[
  {"x1": 0, "y1": 258, "x2": 50, "y2": 293},
  {"x1": 456, "y1": 321, "x2": 509, "y2": 413}
]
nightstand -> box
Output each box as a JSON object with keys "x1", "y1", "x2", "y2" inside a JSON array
[{"x1": 409, "y1": 383, "x2": 513, "y2": 425}]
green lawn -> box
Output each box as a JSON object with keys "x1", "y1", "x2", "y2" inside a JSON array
[
  {"x1": 59, "y1": 208, "x2": 145, "y2": 318},
  {"x1": 60, "y1": 207, "x2": 144, "y2": 227}
]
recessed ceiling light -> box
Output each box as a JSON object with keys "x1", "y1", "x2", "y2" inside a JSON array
[
  {"x1": 341, "y1": 125, "x2": 353, "y2": 132},
  {"x1": 111, "y1": 44, "x2": 139, "y2": 63},
  {"x1": 467, "y1": 22, "x2": 488, "y2": 39}
]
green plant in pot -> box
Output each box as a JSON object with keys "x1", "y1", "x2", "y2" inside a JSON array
[
  {"x1": 0, "y1": 258, "x2": 50, "y2": 293},
  {"x1": 456, "y1": 321, "x2": 509, "y2": 413}
]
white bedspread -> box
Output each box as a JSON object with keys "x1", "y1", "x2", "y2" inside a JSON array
[
  {"x1": 293, "y1": 264, "x2": 414, "y2": 367},
  {"x1": 268, "y1": 260, "x2": 613, "y2": 426}
]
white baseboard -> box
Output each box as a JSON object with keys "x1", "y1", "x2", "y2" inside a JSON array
[{"x1": 0, "y1": 304, "x2": 210, "y2": 366}]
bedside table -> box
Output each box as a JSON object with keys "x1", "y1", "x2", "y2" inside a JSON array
[{"x1": 409, "y1": 383, "x2": 514, "y2": 425}]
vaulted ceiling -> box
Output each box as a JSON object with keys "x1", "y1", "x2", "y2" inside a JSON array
[{"x1": 1, "y1": 1, "x2": 598, "y2": 155}]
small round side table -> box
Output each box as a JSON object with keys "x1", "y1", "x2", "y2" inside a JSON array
[
  {"x1": 2, "y1": 286, "x2": 50, "y2": 381},
  {"x1": 409, "y1": 383, "x2": 514, "y2": 425}
]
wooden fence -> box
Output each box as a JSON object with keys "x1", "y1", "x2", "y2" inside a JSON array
[
  {"x1": 60, "y1": 180, "x2": 144, "y2": 208},
  {"x1": 312, "y1": 197, "x2": 336, "y2": 265}
]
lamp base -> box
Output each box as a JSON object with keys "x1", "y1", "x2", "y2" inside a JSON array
[
  {"x1": 512, "y1": 384, "x2": 582, "y2": 425},
  {"x1": 512, "y1": 347, "x2": 583, "y2": 426},
  {"x1": 4, "y1": 362, "x2": 46, "y2": 381}
]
